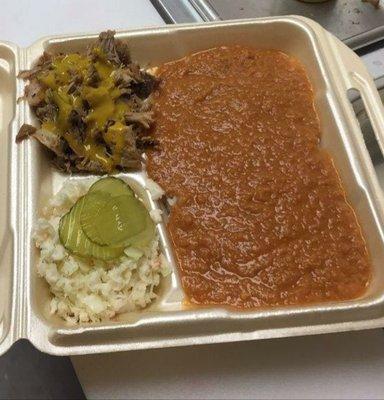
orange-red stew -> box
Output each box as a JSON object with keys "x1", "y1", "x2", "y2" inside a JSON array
[{"x1": 147, "y1": 46, "x2": 371, "y2": 308}]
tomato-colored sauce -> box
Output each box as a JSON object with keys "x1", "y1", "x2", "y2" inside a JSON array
[{"x1": 147, "y1": 46, "x2": 371, "y2": 308}]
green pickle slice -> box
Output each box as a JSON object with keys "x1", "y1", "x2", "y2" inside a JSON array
[
  {"x1": 59, "y1": 197, "x2": 125, "y2": 261},
  {"x1": 126, "y1": 213, "x2": 155, "y2": 251},
  {"x1": 88, "y1": 177, "x2": 134, "y2": 198},
  {"x1": 88, "y1": 195, "x2": 148, "y2": 246},
  {"x1": 81, "y1": 191, "x2": 111, "y2": 245},
  {"x1": 59, "y1": 177, "x2": 156, "y2": 261}
]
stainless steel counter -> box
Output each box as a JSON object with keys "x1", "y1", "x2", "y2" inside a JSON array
[
  {"x1": 152, "y1": 0, "x2": 384, "y2": 48},
  {"x1": 205, "y1": 0, "x2": 384, "y2": 47}
]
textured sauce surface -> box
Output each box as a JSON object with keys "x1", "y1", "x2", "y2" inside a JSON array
[{"x1": 147, "y1": 46, "x2": 371, "y2": 308}]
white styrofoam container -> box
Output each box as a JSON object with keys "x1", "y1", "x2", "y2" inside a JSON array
[{"x1": 1, "y1": 16, "x2": 384, "y2": 355}]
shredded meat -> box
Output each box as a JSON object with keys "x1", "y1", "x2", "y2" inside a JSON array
[
  {"x1": 52, "y1": 157, "x2": 72, "y2": 173},
  {"x1": 136, "y1": 136, "x2": 159, "y2": 149},
  {"x1": 25, "y1": 79, "x2": 45, "y2": 106},
  {"x1": 113, "y1": 68, "x2": 136, "y2": 87},
  {"x1": 33, "y1": 129, "x2": 66, "y2": 157},
  {"x1": 67, "y1": 74, "x2": 83, "y2": 95},
  {"x1": 86, "y1": 64, "x2": 100, "y2": 87},
  {"x1": 16, "y1": 30, "x2": 156, "y2": 173},
  {"x1": 124, "y1": 111, "x2": 153, "y2": 129},
  {"x1": 15, "y1": 124, "x2": 37, "y2": 143},
  {"x1": 88, "y1": 30, "x2": 132, "y2": 66},
  {"x1": 74, "y1": 158, "x2": 105, "y2": 173},
  {"x1": 18, "y1": 52, "x2": 53, "y2": 80},
  {"x1": 132, "y1": 72, "x2": 158, "y2": 99},
  {"x1": 115, "y1": 39, "x2": 132, "y2": 66},
  {"x1": 68, "y1": 110, "x2": 86, "y2": 139},
  {"x1": 35, "y1": 103, "x2": 58, "y2": 121}
]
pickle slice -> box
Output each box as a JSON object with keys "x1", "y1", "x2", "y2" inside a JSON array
[
  {"x1": 81, "y1": 191, "x2": 111, "y2": 245},
  {"x1": 125, "y1": 213, "x2": 155, "y2": 251},
  {"x1": 59, "y1": 196, "x2": 124, "y2": 261},
  {"x1": 88, "y1": 177, "x2": 134, "y2": 198},
  {"x1": 87, "y1": 195, "x2": 148, "y2": 246},
  {"x1": 59, "y1": 177, "x2": 154, "y2": 261}
]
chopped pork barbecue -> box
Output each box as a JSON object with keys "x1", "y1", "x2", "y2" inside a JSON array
[{"x1": 17, "y1": 30, "x2": 158, "y2": 173}]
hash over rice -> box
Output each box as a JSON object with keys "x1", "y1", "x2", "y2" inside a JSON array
[{"x1": 33, "y1": 178, "x2": 170, "y2": 324}]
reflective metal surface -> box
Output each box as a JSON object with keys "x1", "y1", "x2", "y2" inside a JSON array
[
  {"x1": 151, "y1": 0, "x2": 384, "y2": 48},
  {"x1": 204, "y1": 0, "x2": 384, "y2": 45},
  {"x1": 150, "y1": 0, "x2": 203, "y2": 23},
  {"x1": 150, "y1": 0, "x2": 384, "y2": 79}
]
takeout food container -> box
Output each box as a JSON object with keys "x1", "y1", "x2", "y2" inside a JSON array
[{"x1": 1, "y1": 16, "x2": 384, "y2": 356}]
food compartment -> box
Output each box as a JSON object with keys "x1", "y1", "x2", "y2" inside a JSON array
[
  {"x1": 20, "y1": 18, "x2": 384, "y2": 354},
  {"x1": 27, "y1": 169, "x2": 182, "y2": 328},
  {"x1": 117, "y1": 19, "x2": 384, "y2": 310},
  {"x1": 0, "y1": 42, "x2": 17, "y2": 352}
]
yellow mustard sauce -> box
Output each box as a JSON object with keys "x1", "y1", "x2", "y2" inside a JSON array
[{"x1": 37, "y1": 50, "x2": 132, "y2": 172}]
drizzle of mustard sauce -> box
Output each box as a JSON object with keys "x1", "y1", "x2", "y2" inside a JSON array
[
  {"x1": 103, "y1": 121, "x2": 127, "y2": 164},
  {"x1": 37, "y1": 50, "x2": 132, "y2": 171}
]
